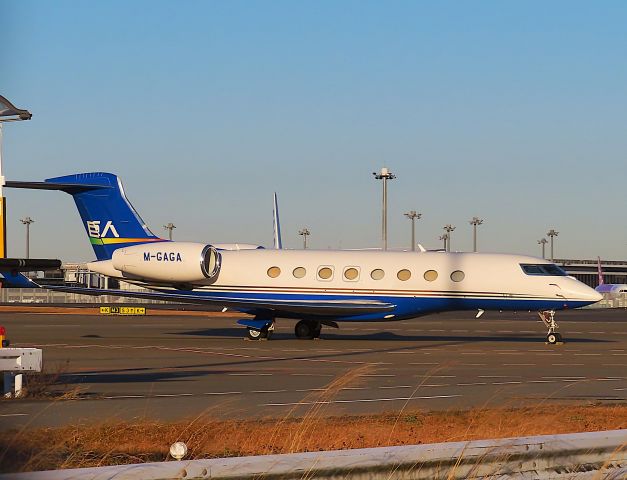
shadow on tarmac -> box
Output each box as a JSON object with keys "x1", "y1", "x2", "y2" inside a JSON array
[{"x1": 171, "y1": 328, "x2": 611, "y2": 344}]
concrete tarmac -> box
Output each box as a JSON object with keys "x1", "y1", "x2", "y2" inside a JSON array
[{"x1": 0, "y1": 308, "x2": 625, "y2": 429}]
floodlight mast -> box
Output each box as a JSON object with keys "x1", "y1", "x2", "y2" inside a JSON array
[
  {"x1": 538, "y1": 238, "x2": 548, "y2": 259},
  {"x1": 443, "y1": 224, "x2": 455, "y2": 252},
  {"x1": 298, "y1": 228, "x2": 310, "y2": 249},
  {"x1": 372, "y1": 167, "x2": 396, "y2": 251},
  {"x1": 469, "y1": 217, "x2": 484, "y2": 252},
  {"x1": 547, "y1": 229, "x2": 559, "y2": 262},
  {"x1": 163, "y1": 223, "x2": 176, "y2": 241},
  {"x1": 0, "y1": 95, "x2": 32, "y2": 259},
  {"x1": 20, "y1": 217, "x2": 34, "y2": 259},
  {"x1": 404, "y1": 210, "x2": 421, "y2": 251}
]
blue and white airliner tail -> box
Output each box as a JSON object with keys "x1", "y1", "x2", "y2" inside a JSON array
[{"x1": 6, "y1": 172, "x2": 602, "y2": 343}]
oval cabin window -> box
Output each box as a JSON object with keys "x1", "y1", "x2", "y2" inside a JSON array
[
  {"x1": 424, "y1": 270, "x2": 438, "y2": 282},
  {"x1": 344, "y1": 267, "x2": 359, "y2": 281},
  {"x1": 318, "y1": 267, "x2": 333, "y2": 280},
  {"x1": 451, "y1": 270, "x2": 465, "y2": 282},
  {"x1": 370, "y1": 269, "x2": 385, "y2": 280},
  {"x1": 267, "y1": 266, "x2": 281, "y2": 278},
  {"x1": 293, "y1": 267, "x2": 306, "y2": 278},
  {"x1": 397, "y1": 269, "x2": 411, "y2": 281}
]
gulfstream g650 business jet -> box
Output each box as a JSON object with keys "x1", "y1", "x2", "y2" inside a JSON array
[{"x1": 7, "y1": 172, "x2": 601, "y2": 343}]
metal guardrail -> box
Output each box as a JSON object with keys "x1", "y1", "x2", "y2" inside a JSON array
[
  {"x1": 0, "y1": 348, "x2": 41, "y2": 372},
  {"x1": 3, "y1": 429, "x2": 625, "y2": 479},
  {"x1": 0, "y1": 288, "x2": 169, "y2": 305},
  {"x1": 1, "y1": 347, "x2": 42, "y2": 398}
]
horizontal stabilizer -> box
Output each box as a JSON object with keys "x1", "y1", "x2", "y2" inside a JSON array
[{"x1": 5, "y1": 180, "x2": 110, "y2": 193}]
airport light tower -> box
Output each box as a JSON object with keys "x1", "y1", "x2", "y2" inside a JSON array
[
  {"x1": 547, "y1": 229, "x2": 559, "y2": 262},
  {"x1": 469, "y1": 217, "x2": 483, "y2": 252},
  {"x1": 403, "y1": 210, "x2": 421, "y2": 251},
  {"x1": 439, "y1": 233, "x2": 449, "y2": 251},
  {"x1": 163, "y1": 223, "x2": 176, "y2": 241},
  {"x1": 372, "y1": 167, "x2": 396, "y2": 251},
  {"x1": 20, "y1": 217, "x2": 34, "y2": 259},
  {"x1": 0, "y1": 95, "x2": 32, "y2": 259},
  {"x1": 443, "y1": 224, "x2": 456, "y2": 252},
  {"x1": 298, "y1": 228, "x2": 310, "y2": 249},
  {"x1": 538, "y1": 238, "x2": 548, "y2": 259}
]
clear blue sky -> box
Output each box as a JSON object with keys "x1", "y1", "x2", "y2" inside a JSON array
[{"x1": 1, "y1": 1, "x2": 626, "y2": 262}]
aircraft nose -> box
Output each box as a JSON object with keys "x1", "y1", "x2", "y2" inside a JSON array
[{"x1": 575, "y1": 284, "x2": 603, "y2": 303}]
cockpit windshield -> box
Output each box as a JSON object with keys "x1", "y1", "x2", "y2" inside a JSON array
[{"x1": 520, "y1": 263, "x2": 567, "y2": 276}]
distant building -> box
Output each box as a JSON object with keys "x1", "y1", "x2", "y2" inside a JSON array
[{"x1": 556, "y1": 258, "x2": 627, "y2": 287}]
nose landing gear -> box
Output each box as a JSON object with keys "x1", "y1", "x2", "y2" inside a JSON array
[{"x1": 538, "y1": 310, "x2": 563, "y2": 345}]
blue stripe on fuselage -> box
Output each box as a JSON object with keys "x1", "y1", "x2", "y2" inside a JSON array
[{"x1": 151, "y1": 289, "x2": 591, "y2": 321}]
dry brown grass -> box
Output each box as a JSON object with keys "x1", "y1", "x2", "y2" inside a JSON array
[
  {"x1": 1, "y1": 366, "x2": 625, "y2": 473},
  {"x1": 1, "y1": 403, "x2": 625, "y2": 473}
]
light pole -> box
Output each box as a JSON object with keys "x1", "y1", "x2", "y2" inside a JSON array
[
  {"x1": 547, "y1": 229, "x2": 559, "y2": 262},
  {"x1": 298, "y1": 228, "x2": 310, "y2": 249},
  {"x1": 0, "y1": 95, "x2": 32, "y2": 259},
  {"x1": 372, "y1": 167, "x2": 396, "y2": 251},
  {"x1": 439, "y1": 233, "x2": 449, "y2": 251},
  {"x1": 443, "y1": 224, "x2": 456, "y2": 252},
  {"x1": 538, "y1": 238, "x2": 548, "y2": 259},
  {"x1": 404, "y1": 210, "x2": 421, "y2": 251},
  {"x1": 469, "y1": 217, "x2": 483, "y2": 252},
  {"x1": 20, "y1": 217, "x2": 34, "y2": 259},
  {"x1": 163, "y1": 223, "x2": 176, "y2": 241}
]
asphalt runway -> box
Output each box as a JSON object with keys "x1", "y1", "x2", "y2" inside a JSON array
[{"x1": 0, "y1": 308, "x2": 625, "y2": 429}]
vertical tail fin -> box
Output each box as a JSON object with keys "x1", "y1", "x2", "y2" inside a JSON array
[
  {"x1": 43, "y1": 173, "x2": 164, "y2": 260},
  {"x1": 273, "y1": 192, "x2": 282, "y2": 249}
]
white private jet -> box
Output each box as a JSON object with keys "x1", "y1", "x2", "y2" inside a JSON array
[{"x1": 6, "y1": 172, "x2": 602, "y2": 344}]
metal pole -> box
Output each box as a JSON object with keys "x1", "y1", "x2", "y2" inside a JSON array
[
  {"x1": 0, "y1": 122, "x2": 4, "y2": 199},
  {"x1": 404, "y1": 211, "x2": 421, "y2": 252},
  {"x1": 547, "y1": 229, "x2": 558, "y2": 262},
  {"x1": 373, "y1": 168, "x2": 395, "y2": 252},
  {"x1": 299, "y1": 228, "x2": 310, "y2": 249},
  {"x1": 538, "y1": 238, "x2": 547, "y2": 259},
  {"x1": 550, "y1": 237, "x2": 554, "y2": 262},
  {"x1": 411, "y1": 216, "x2": 415, "y2": 251},
  {"x1": 382, "y1": 176, "x2": 387, "y2": 251},
  {"x1": 0, "y1": 123, "x2": 5, "y2": 259},
  {"x1": 26, "y1": 222, "x2": 29, "y2": 259},
  {"x1": 473, "y1": 224, "x2": 477, "y2": 252},
  {"x1": 443, "y1": 225, "x2": 455, "y2": 252}
]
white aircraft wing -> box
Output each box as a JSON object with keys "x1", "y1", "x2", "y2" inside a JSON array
[{"x1": 44, "y1": 285, "x2": 395, "y2": 317}]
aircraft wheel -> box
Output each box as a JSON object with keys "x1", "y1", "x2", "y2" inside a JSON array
[
  {"x1": 313, "y1": 324, "x2": 322, "y2": 338},
  {"x1": 247, "y1": 328, "x2": 266, "y2": 340},
  {"x1": 547, "y1": 333, "x2": 559, "y2": 345},
  {"x1": 294, "y1": 320, "x2": 315, "y2": 339}
]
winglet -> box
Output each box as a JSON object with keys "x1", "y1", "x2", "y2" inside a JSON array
[{"x1": 273, "y1": 192, "x2": 282, "y2": 249}]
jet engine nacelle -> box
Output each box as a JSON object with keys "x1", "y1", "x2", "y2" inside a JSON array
[{"x1": 111, "y1": 242, "x2": 221, "y2": 283}]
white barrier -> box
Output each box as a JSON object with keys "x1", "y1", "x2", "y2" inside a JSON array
[
  {"x1": 1, "y1": 347, "x2": 42, "y2": 397},
  {"x1": 2, "y1": 429, "x2": 625, "y2": 480}
]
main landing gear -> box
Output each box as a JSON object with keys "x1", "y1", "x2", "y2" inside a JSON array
[
  {"x1": 294, "y1": 320, "x2": 322, "y2": 340},
  {"x1": 538, "y1": 310, "x2": 563, "y2": 345}
]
